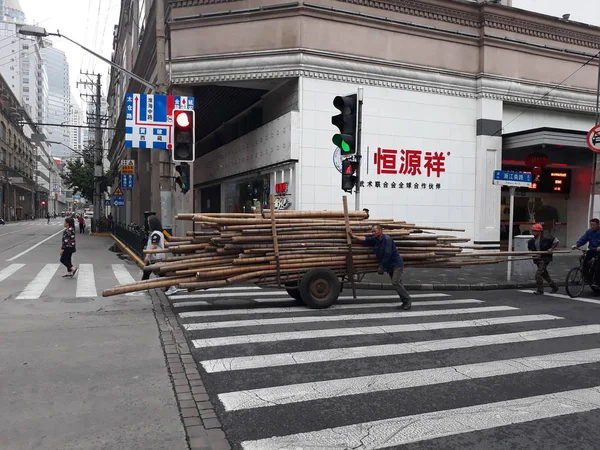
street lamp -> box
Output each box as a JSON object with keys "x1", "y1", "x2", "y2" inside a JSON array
[{"x1": 18, "y1": 25, "x2": 156, "y2": 92}]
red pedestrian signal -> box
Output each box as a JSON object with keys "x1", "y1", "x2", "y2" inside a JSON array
[{"x1": 341, "y1": 159, "x2": 359, "y2": 193}]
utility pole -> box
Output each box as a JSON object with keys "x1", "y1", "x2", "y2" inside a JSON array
[
  {"x1": 78, "y1": 72, "x2": 105, "y2": 231},
  {"x1": 150, "y1": 0, "x2": 174, "y2": 230}
]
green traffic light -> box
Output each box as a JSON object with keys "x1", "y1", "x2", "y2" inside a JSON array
[{"x1": 333, "y1": 135, "x2": 351, "y2": 153}]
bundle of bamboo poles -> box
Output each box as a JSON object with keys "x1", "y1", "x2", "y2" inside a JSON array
[{"x1": 101, "y1": 198, "x2": 557, "y2": 297}]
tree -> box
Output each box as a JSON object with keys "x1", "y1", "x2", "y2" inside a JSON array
[{"x1": 61, "y1": 148, "x2": 119, "y2": 202}]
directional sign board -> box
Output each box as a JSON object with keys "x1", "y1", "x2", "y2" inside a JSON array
[
  {"x1": 121, "y1": 174, "x2": 134, "y2": 189},
  {"x1": 104, "y1": 199, "x2": 111, "y2": 206},
  {"x1": 113, "y1": 196, "x2": 125, "y2": 207},
  {"x1": 493, "y1": 170, "x2": 532, "y2": 188},
  {"x1": 124, "y1": 94, "x2": 195, "y2": 150},
  {"x1": 587, "y1": 124, "x2": 600, "y2": 153}
]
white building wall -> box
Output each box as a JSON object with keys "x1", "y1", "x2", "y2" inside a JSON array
[
  {"x1": 299, "y1": 77, "x2": 477, "y2": 239},
  {"x1": 502, "y1": 106, "x2": 595, "y2": 134}
]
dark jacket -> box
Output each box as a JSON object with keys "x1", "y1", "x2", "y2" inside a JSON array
[
  {"x1": 528, "y1": 235, "x2": 557, "y2": 264},
  {"x1": 576, "y1": 228, "x2": 600, "y2": 250},
  {"x1": 61, "y1": 227, "x2": 76, "y2": 251},
  {"x1": 365, "y1": 234, "x2": 403, "y2": 272}
]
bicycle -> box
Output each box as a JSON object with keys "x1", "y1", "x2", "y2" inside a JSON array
[{"x1": 565, "y1": 248, "x2": 600, "y2": 298}]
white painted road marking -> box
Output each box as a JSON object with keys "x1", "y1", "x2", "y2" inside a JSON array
[
  {"x1": 241, "y1": 385, "x2": 600, "y2": 449},
  {"x1": 178, "y1": 299, "x2": 483, "y2": 318},
  {"x1": 75, "y1": 264, "x2": 96, "y2": 297},
  {"x1": 16, "y1": 264, "x2": 60, "y2": 299},
  {"x1": 170, "y1": 289, "x2": 283, "y2": 300},
  {"x1": 7, "y1": 229, "x2": 64, "y2": 261},
  {"x1": 220, "y1": 345, "x2": 600, "y2": 411},
  {"x1": 196, "y1": 314, "x2": 562, "y2": 356},
  {"x1": 0, "y1": 264, "x2": 25, "y2": 283},
  {"x1": 184, "y1": 305, "x2": 517, "y2": 331},
  {"x1": 519, "y1": 289, "x2": 600, "y2": 306},
  {"x1": 112, "y1": 264, "x2": 146, "y2": 297}
]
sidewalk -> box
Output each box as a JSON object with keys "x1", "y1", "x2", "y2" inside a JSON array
[
  {"x1": 0, "y1": 234, "x2": 189, "y2": 450},
  {"x1": 356, "y1": 253, "x2": 580, "y2": 291}
]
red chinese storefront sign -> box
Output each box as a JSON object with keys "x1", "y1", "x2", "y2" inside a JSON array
[{"x1": 373, "y1": 148, "x2": 450, "y2": 177}]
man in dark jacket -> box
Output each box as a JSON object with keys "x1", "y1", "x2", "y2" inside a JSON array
[
  {"x1": 573, "y1": 218, "x2": 600, "y2": 288},
  {"x1": 528, "y1": 223, "x2": 559, "y2": 295},
  {"x1": 349, "y1": 224, "x2": 411, "y2": 310}
]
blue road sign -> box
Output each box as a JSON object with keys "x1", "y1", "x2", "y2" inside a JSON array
[
  {"x1": 121, "y1": 174, "x2": 134, "y2": 189},
  {"x1": 113, "y1": 196, "x2": 125, "y2": 207},
  {"x1": 125, "y1": 93, "x2": 195, "y2": 150},
  {"x1": 493, "y1": 170, "x2": 532, "y2": 187},
  {"x1": 104, "y1": 199, "x2": 111, "y2": 206}
]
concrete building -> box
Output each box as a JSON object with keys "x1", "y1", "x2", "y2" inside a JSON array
[
  {"x1": 69, "y1": 96, "x2": 84, "y2": 157},
  {"x1": 0, "y1": 72, "x2": 37, "y2": 220},
  {"x1": 41, "y1": 42, "x2": 70, "y2": 160},
  {"x1": 106, "y1": 0, "x2": 600, "y2": 249}
]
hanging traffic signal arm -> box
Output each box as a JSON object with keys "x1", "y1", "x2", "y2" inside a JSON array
[
  {"x1": 332, "y1": 94, "x2": 358, "y2": 155},
  {"x1": 172, "y1": 109, "x2": 196, "y2": 163}
]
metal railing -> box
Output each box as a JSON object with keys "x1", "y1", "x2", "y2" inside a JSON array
[
  {"x1": 114, "y1": 222, "x2": 146, "y2": 259},
  {"x1": 94, "y1": 217, "x2": 115, "y2": 233}
]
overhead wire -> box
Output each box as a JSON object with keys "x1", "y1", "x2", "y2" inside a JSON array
[{"x1": 492, "y1": 51, "x2": 600, "y2": 137}]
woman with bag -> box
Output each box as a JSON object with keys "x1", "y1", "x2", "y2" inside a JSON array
[{"x1": 60, "y1": 217, "x2": 78, "y2": 277}]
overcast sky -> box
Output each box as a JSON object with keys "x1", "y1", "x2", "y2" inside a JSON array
[{"x1": 15, "y1": 0, "x2": 600, "y2": 110}]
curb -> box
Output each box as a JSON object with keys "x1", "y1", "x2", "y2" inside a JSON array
[
  {"x1": 110, "y1": 234, "x2": 145, "y2": 269},
  {"x1": 353, "y1": 281, "x2": 566, "y2": 291},
  {"x1": 150, "y1": 289, "x2": 231, "y2": 450}
]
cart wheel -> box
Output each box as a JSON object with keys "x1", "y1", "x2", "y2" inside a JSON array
[
  {"x1": 299, "y1": 268, "x2": 341, "y2": 309},
  {"x1": 285, "y1": 288, "x2": 303, "y2": 303},
  {"x1": 565, "y1": 267, "x2": 585, "y2": 298}
]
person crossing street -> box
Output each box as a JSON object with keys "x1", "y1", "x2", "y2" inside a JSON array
[
  {"x1": 348, "y1": 224, "x2": 412, "y2": 310},
  {"x1": 527, "y1": 223, "x2": 558, "y2": 295}
]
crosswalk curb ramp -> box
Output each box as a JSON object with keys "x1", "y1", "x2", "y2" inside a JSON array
[{"x1": 166, "y1": 285, "x2": 600, "y2": 448}]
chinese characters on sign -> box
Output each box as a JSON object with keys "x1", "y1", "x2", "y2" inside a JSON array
[
  {"x1": 374, "y1": 148, "x2": 450, "y2": 177},
  {"x1": 359, "y1": 180, "x2": 441, "y2": 189}
]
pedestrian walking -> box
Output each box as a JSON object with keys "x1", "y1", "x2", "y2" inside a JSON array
[
  {"x1": 60, "y1": 217, "x2": 78, "y2": 278},
  {"x1": 348, "y1": 224, "x2": 412, "y2": 310},
  {"x1": 141, "y1": 216, "x2": 178, "y2": 295},
  {"x1": 46, "y1": 211, "x2": 50, "y2": 224},
  {"x1": 528, "y1": 223, "x2": 559, "y2": 295},
  {"x1": 78, "y1": 215, "x2": 85, "y2": 234}
]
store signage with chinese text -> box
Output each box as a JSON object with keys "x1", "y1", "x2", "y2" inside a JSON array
[
  {"x1": 275, "y1": 182, "x2": 289, "y2": 195},
  {"x1": 502, "y1": 166, "x2": 571, "y2": 194},
  {"x1": 363, "y1": 148, "x2": 450, "y2": 190}
]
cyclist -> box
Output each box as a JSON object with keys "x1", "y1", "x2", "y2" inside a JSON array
[
  {"x1": 572, "y1": 218, "x2": 600, "y2": 288},
  {"x1": 527, "y1": 223, "x2": 559, "y2": 295}
]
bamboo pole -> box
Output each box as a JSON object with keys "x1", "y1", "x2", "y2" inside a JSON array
[{"x1": 343, "y1": 196, "x2": 357, "y2": 299}]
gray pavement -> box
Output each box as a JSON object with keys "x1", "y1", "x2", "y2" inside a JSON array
[
  {"x1": 0, "y1": 219, "x2": 188, "y2": 450},
  {"x1": 166, "y1": 285, "x2": 600, "y2": 449}
]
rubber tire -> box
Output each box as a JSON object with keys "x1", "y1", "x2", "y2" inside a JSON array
[
  {"x1": 298, "y1": 268, "x2": 341, "y2": 309},
  {"x1": 286, "y1": 288, "x2": 303, "y2": 303},
  {"x1": 565, "y1": 267, "x2": 585, "y2": 298}
]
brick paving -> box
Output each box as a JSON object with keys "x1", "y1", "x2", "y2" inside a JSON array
[{"x1": 149, "y1": 290, "x2": 231, "y2": 450}]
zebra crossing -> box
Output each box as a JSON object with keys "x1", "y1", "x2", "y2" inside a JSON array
[
  {"x1": 170, "y1": 287, "x2": 600, "y2": 448},
  {"x1": 0, "y1": 262, "x2": 143, "y2": 299}
]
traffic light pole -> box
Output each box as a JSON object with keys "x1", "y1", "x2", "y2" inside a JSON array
[{"x1": 354, "y1": 87, "x2": 363, "y2": 211}]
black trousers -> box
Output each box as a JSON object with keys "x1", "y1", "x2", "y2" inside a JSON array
[
  {"x1": 79, "y1": 223, "x2": 85, "y2": 233},
  {"x1": 60, "y1": 248, "x2": 75, "y2": 271}
]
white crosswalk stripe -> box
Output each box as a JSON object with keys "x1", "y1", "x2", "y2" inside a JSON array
[
  {"x1": 16, "y1": 264, "x2": 60, "y2": 299},
  {"x1": 0, "y1": 262, "x2": 143, "y2": 299},
  {"x1": 75, "y1": 264, "x2": 96, "y2": 297},
  {"x1": 174, "y1": 289, "x2": 600, "y2": 448}
]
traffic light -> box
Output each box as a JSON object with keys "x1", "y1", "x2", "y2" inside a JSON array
[
  {"x1": 342, "y1": 159, "x2": 359, "y2": 193},
  {"x1": 175, "y1": 163, "x2": 190, "y2": 195},
  {"x1": 332, "y1": 94, "x2": 358, "y2": 155},
  {"x1": 172, "y1": 109, "x2": 195, "y2": 162},
  {"x1": 41, "y1": 200, "x2": 46, "y2": 206}
]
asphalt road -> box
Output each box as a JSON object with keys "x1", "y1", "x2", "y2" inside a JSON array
[
  {"x1": 0, "y1": 219, "x2": 187, "y2": 450},
  {"x1": 169, "y1": 285, "x2": 600, "y2": 450}
]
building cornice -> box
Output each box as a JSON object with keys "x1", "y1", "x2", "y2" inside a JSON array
[
  {"x1": 171, "y1": 49, "x2": 598, "y2": 113},
  {"x1": 168, "y1": 0, "x2": 600, "y2": 50}
]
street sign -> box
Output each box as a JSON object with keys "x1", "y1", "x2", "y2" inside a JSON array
[
  {"x1": 104, "y1": 199, "x2": 111, "y2": 206},
  {"x1": 121, "y1": 174, "x2": 134, "y2": 189},
  {"x1": 492, "y1": 170, "x2": 532, "y2": 188},
  {"x1": 9, "y1": 177, "x2": 23, "y2": 184},
  {"x1": 73, "y1": 194, "x2": 81, "y2": 200},
  {"x1": 113, "y1": 196, "x2": 125, "y2": 207},
  {"x1": 121, "y1": 159, "x2": 135, "y2": 174},
  {"x1": 586, "y1": 124, "x2": 600, "y2": 153},
  {"x1": 112, "y1": 186, "x2": 124, "y2": 197},
  {"x1": 124, "y1": 93, "x2": 195, "y2": 150}
]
